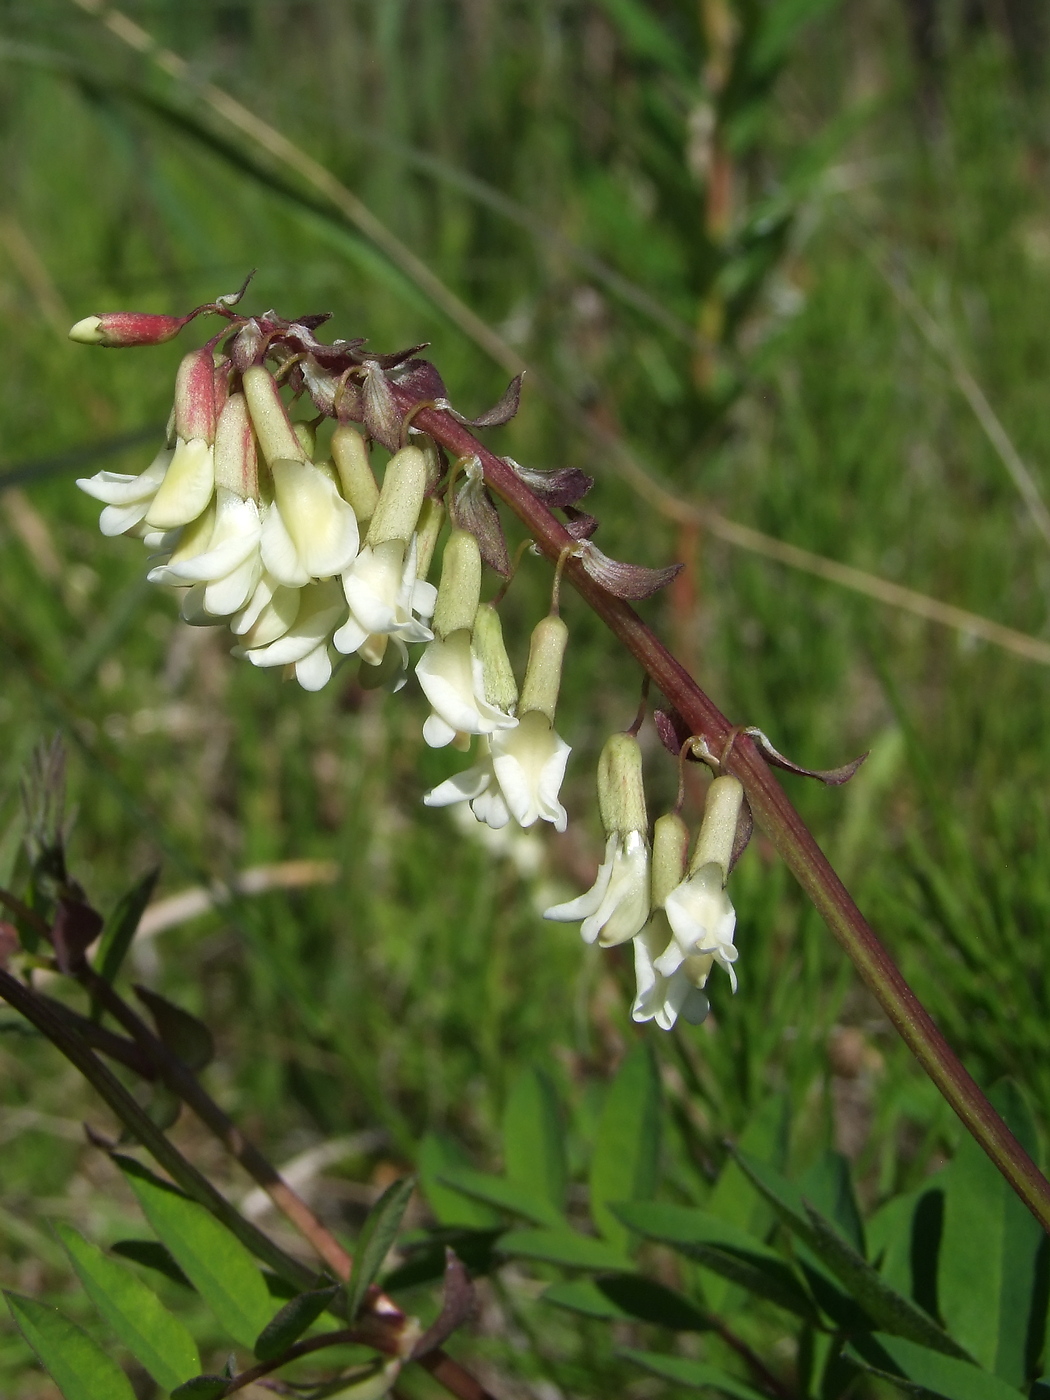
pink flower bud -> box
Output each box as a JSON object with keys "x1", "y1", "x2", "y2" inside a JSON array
[
  {"x1": 174, "y1": 347, "x2": 217, "y2": 444},
  {"x1": 68, "y1": 311, "x2": 190, "y2": 347}
]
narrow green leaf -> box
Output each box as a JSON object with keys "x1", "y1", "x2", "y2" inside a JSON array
[
  {"x1": 544, "y1": 1274, "x2": 710, "y2": 1330},
  {"x1": 735, "y1": 1151, "x2": 968, "y2": 1358},
  {"x1": 847, "y1": 1333, "x2": 1023, "y2": 1400},
  {"x1": 346, "y1": 1176, "x2": 415, "y2": 1320},
  {"x1": 254, "y1": 1285, "x2": 340, "y2": 1361},
  {"x1": 623, "y1": 1348, "x2": 768, "y2": 1400},
  {"x1": 437, "y1": 1166, "x2": 564, "y2": 1228},
  {"x1": 868, "y1": 1184, "x2": 944, "y2": 1320},
  {"x1": 170, "y1": 1378, "x2": 228, "y2": 1399},
  {"x1": 938, "y1": 1081, "x2": 1044, "y2": 1383},
  {"x1": 134, "y1": 985, "x2": 214, "y2": 1071},
  {"x1": 418, "y1": 1133, "x2": 500, "y2": 1228},
  {"x1": 116, "y1": 1156, "x2": 271, "y2": 1348},
  {"x1": 93, "y1": 868, "x2": 159, "y2": 993},
  {"x1": 798, "y1": 1150, "x2": 865, "y2": 1256},
  {"x1": 702, "y1": 1093, "x2": 789, "y2": 1313},
  {"x1": 502, "y1": 1068, "x2": 567, "y2": 1214},
  {"x1": 109, "y1": 1238, "x2": 194, "y2": 1290},
  {"x1": 589, "y1": 1044, "x2": 661, "y2": 1252},
  {"x1": 594, "y1": 0, "x2": 694, "y2": 79},
  {"x1": 56, "y1": 1223, "x2": 199, "y2": 1390},
  {"x1": 383, "y1": 1229, "x2": 502, "y2": 1292},
  {"x1": 498, "y1": 1228, "x2": 631, "y2": 1271},
  {"x1": 613, "y1": 1201, "x2": 815, "y2": 1321},
  {"x1": 5, "y1": 1291, "x2": 137, "y2": 1400}
]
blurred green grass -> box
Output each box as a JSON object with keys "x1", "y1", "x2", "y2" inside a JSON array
[{"x1": 1, "y1": 0, "x2": 1050, "y2": 1393}]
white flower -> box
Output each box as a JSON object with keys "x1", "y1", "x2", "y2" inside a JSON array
[
  {"x1": 490, "y1": 710, "x2": 570, "y2": 832},
  {"x1": 146, "y1": 488, "x2": 262, "y2": 617},
  {"x1": 423, "y1": 739, "x2": 510, "y2": 828},
  {"x1": 237, "y1": 579, "x2": 345, "y2": 691},
  {"x1": 544, "y1": 829, "x2": 650, "y2": 946},
  {"x1": 662, "y1": 862, "x2": 738, "y2": 991},
  {"x1": 334, "y1": 535, "x2": 436, "y2": 663},
  {"x1": 631, "y1": 919, "x2": 712, "y2": 1030},
  {"x1": 144, "y1": 436, "x2": 215, "y2": 528},
  {"x1": 230, "y1": 570, "x2": 302, "y2": 647},
  {"x1": 415, "y1": 629, "x2": 517, "y2": 749},
  {"x1": 77, "y1": 446, "x2": 173, "y2": 536},
  {"x1": 260, "y1": 459, "x2": 359, "y2": 586}
]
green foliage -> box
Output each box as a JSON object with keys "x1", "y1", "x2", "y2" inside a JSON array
[
  {"x1": 116, "y1": 1155, "x2": 272, "y2": 1348},
  {"x1": 588, "y1": 1043, "x2": 662, "y2": 1253},
  {"x1": 55, "y1": 1223, "x2": 200, "y2": 1390},
  {"x1": 92, "y1": 866, "x2": 159, "y2": 996},
  {"x1": 4, "y1": 1292, "x2": 137, "y2": 1400},
  {"x1": 345, "y1": 1175, "x2": 415, "y2": 1320},
  {"x1": 254, "y1": 1284, "x2": 341, "y2": 1362}
]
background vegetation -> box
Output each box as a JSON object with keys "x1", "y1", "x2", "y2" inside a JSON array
[{"x1": 1, "y1": 0, "x2": 1049, "y2": 1394}]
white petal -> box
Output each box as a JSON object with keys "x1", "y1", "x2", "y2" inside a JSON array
[
  {"x1": 261, "y1": 501, "x2": 311, "y2": 587},
  {"x1": 332, "y1": 612, "x2": 369, "y2": 656},
  {"x1": 145, "y1": 438, "x2": 214, "y2": 529},
  {"x1": 99, "y1": 499, "x2": 151, "y2": 536},
  {"x1": 471, "y1": 785, "x2": 511, "y2": 829},
  {"x1": 294, "y1": 643, "x2": 334, "y2": 691},
  {"x1": 77, "y1": 449, "x2": 171, "y2": 505},
  {"x1": 416, "y1": 631, "x2": 516, "y2": 743},
  {"x1": 544, "y1": 833, "x2": 617, "y2": 930},
  {"x1": 271, "y1": 458, "x2": 359, "y2": 578},
  {"x1": 424, "y1": 765, "x2": 492, "y2": 807},
  {"x1": 423, "y1": 713, "x2": 457, "y2": 748},
  {"x1": 245, "y1": 580, "x2": 343, "y2": 666}
]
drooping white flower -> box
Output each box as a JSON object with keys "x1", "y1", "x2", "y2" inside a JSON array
[
  {"x1": 230, "y1": 570, "x2": 302, "y2": 647},
  {"x1": 77, "y1": 445, "x2": 173, "y2": 536},
  {"x1": 631, "y1": 918, "x2": 712, "y2": 1030},
  {"x1": 260, "y1": 458, "x2": 359, "y2": 586},
  {"x1": 490, "y1": 710, "x2": 570, "y2": 832},
  {"x1": 545, "y1": 829, "x2": 650, "y2": 946},
  {"x1": 423, "y1": 738, "x2": 510, "y2": 828},
  {"x1": 416, "y1": 629, "x2": 516, "y2": 748},
  {"x1": 144, "y1": 435, "x2": 215, "y2": 529},
  {"x1": 334, "y1": 536, "x2": 436, "y2": 663},
  {"x1": 146, "y1": 488, "x2": 262, "y2": 617},
  {"x1": 661, "y1": 863, "x2": 738, "y2": 990},
  {"x1": 237, "y1": 578, "x2": 345, "y2": 691}
]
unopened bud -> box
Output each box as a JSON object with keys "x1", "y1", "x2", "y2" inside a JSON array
[
  {"x1": 174, "y1": 348, "x2": 217, "y2": 444},
  {"x1": 473, "y1": 604, "x2": 518, "y2": 714},
  {"x1": 518, "y1": 615, "x2": 568, "y2": 722},
  {"x1": 367, "y1": 446, "x2": 427, "y2": 547},
  {"x1": 213, "y1": 393, "x2": 258, "y2": 499},
  {"x1": 689, "y1": 776, "x2": 744, "y2": 882},
  {"x1": 242, "y1": 365, "x2": 307, "y2": 466},
  {"x1": 414, "y1": 498, "x2": 445, "y2": 581},
  {"x1": 432, "y1": 529, "x2": 481, "y2": 639},
  {"x1": 652, "y1": 812, "x2": 689, "y2": 908},
  {"x1": 68, "y1": 310, "x2": 189, "y2": 348},
  {"x1": 597, "y1": 732, "x2": 648, "y2": 837},
  {"x1": 292, "y1": 420, "x2": 316, "y2": 459},
  {"x1": 332, "y1": 425, "x2": 379, "y2": 522}
]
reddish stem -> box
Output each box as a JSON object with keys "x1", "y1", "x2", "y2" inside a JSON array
[{"x1": 401, "y1": 393, "x2": 1050, "y2": 1235}]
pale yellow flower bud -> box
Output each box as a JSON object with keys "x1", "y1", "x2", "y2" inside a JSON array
[
  {"x1": 432, "y1": 529, "x2": 481, "y2": 639},
  {"x1": 332, "y1": 425, "x2": 380, "y2": 523},
  {"x1": 689, "y1": 775, "x2": 744, "y2": 881},
  {"x1": 518, "y1": 615, "x2": 568, "y2": 723},
  {"x1": 366, "y1": 446, "x2": 427, "y2": 547}
]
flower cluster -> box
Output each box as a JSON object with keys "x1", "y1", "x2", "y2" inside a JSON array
[
  {"x1": 545, "y1": 733, "x2": 744, "y2": 1030},
  {"x1": 69, "y1": 295, "x2": 742, "y2": 1029}
]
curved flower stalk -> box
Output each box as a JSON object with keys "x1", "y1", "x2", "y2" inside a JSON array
[{"x1": 545, "y1": 733, "x2": 650, "y2": 945}]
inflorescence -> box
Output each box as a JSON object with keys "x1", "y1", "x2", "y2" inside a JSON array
[{"x1": 69, "y1": 287, "x2": 744, "y2": 1031}]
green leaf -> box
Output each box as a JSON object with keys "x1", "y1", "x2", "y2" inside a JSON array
[
  {"x1": 497, "y1": 1228, "x2": 631, "y2": 1271},
  {"x1": 437, "y1": 1166, "x2": 564, "y2": 1228},
  {"x1": 734, "y1": 1151, "x2": 968, "y2": 1358},
  {"x1": 847, "y1": 1333, "x2": 1024, "y2": 1400},
  {"x1": 346, "y1": 1176, "x2": 415, "y2": 1320},
  {"x1": 418, "y1": 1133, "x2": 500, "y2": 1229},
  {"x1": 56, "y1": 1223, "x2": 200, "y2": 1391},
  {"x1": 134, "y1": 986, "x2": 215, "y2": 1071},
  {"x1": 502, "y1": 1068, "x2": 567, "y2": 1215},
  {"x1": 4, "y1": 1291, "x2": 137, "y2": 1400},
  {"x1": 594, "y1": 0, "x2": 694, "y2": 80},
  {"x1": 702, "y1": 1094, "x2": 789, "y2": 1313},
  {"x1": 613, "y1": 1201, "x2": 815, "y2": 1321},
  {"x1": 170, "y1": 1378, "x2": 228, "y2": 1399},
  {"x1": 868, "y1": 1184, "x2": 944, "y2": 1321},
  {"x1": 798, "y1": 1150, "x2": 865, "y2": 1256},
  {"x1": 93, "y1": 868, "x2": 159, "y2": 992},
  {"x1": 589, "y1": 1044, "x2": 661, "y2": 1253},
  {"x1": 938, "y1": 1081, "x2": 1045, "y2": 1383},
  {"x1": 623, "y1": 1348, "x2": 768, "y2": 1400},
  {"x1": 109, "y1": 1238, "x2": 194, "y2": 1290},
  {"x1": 116, "y1": 1156, "x2": 271, "y2": 1348},
  {"x1": 383, "y1": 1229, "x2": 502, "y2": 1292},
  {"x1": 254, "y1": 1285, "x2": 340, "y2": 1361},
  {"x1": 544, "y1": 1274, "x2": 710, "y2": 1330}
]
